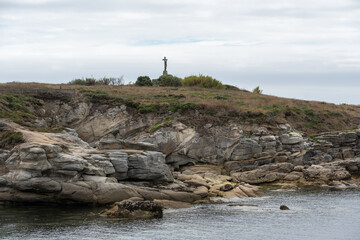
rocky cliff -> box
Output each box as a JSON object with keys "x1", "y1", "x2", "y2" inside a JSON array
[{"x1": 0, "y1": 90, "x2": 360, "y2": 205}]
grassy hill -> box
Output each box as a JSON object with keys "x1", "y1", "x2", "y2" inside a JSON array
[{"x1": 0, "y1": 82, "x2": 359, "y2": 136}]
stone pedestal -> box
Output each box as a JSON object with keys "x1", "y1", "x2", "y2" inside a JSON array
[{"x1": 163, "y1": 70, "x2": 168, "y2": 76}]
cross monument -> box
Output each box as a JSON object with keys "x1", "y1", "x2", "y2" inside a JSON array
[{"x1": 162, "y1": 56, "x2": 168, "y2": 75}]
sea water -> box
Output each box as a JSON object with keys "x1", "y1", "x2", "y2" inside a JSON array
[{"x1": 1, "y1": 189, "x2": 359, "y2": 240}]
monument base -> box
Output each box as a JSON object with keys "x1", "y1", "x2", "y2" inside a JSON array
[{"x1": 163, "y1": 70, "x2": 168, "y2": 76}]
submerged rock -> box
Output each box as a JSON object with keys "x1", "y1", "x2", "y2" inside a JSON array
[
  {"x1": 101, "y1": 200, "x2": 163, "y2": 219},
  {"x1": 280, "y1": 205, "x2": 290, "y2": 210}
]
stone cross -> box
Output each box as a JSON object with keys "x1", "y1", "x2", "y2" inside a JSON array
[{"x1": 162, "y1": 56, "x2": 168, "y2": 75}]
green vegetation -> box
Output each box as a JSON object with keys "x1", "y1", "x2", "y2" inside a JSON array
[
  {"x1": 224, "y1": 84, "x2": 240, "y2": 90},
  {"x1": 80, "y1": 89, "x2": 109, "y2": 100},
  {"x1": 311, "y1": 136, "x2": 318, "y2": 142},
  {"x1": 111, "y1": 130, "x2": 120, "y2": 136},
  {"x1": 168, "y1": 102, "x2": 197, "y2": 113},
  {"x1": 138, "y1": 104, "x2": 161, "y2": 113},
  {"x1": 69, "y1": 77, "x2": 124, "y2": 86},
  {"x1": 1, "y1": 82, "x2": 359, "y2": 136},
  {"x1": 205, "y1": 110, "x2": 217, "y2": 116},
  {"x1": 153, "y1": 75, "x2": 183, "y2": 87},
  {"x1": 0, "y1": 130, "x2": 23, "y2": 148},
  {"x1": 0, "y1": 94, "x2": 41, "y2": 126},
  {"x1": 135, "y1": 76, "x2": 153, "y2": 86},
  {"x1": 154, "y1": 94, "x2": 185, "y2": 100},
  {"x1": 190, "y1": 92, "x2": 231, "y2": 99},
  {"x1": 183, "y1": 75, "x2": 224, "y2": 89},
  {"x1": 324, "y1": 110, "x2": 342, "y2": 116},
  {"x1": 252, "y1": 86, "x2": 263, "y2": 94},
  {"x1": 303, "y1": 108, "x2": 314, "y2": 116},
  {"x1": 263, "y1": 104, "x2": 285, "y2": 116},
  {"x1": 150, "y1": 117, "x2": 174, "y2": 132}
]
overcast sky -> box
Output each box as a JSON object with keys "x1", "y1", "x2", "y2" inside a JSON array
[{"x1": 1, "y1": 0, "x2": 360, "y2": 104}]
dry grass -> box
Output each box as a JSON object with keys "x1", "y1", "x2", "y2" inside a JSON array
[{"x1": 1, "y1": 82, "x2": 360, "y2": 135}]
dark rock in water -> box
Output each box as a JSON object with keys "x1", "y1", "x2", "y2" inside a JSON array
[
  {"x1": 101, "y1": 200, "x2": 163, "y2": 219},
  {"x1": 280, "y1": 205, "x2": 290, "y2": 210}
]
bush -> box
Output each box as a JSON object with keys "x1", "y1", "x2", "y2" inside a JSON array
[
  {"x1": 183, "y1": 75, "x2": 224, "y2": 89},
  {"x1": 252, "y1": 86, "x2": 263, "y2": 94},
  {"x1": 154, "y1": 75, "x2": 183, "y2": 87},
  {"x1": 68, "y1": 79, "x2": 87, "y2": 85},
  {"x1": 135, "y1": 76, "x2": 153, "y2": 86},
  {"x1": 68, "y1": 77, "x2": 124, "y2": 86}
]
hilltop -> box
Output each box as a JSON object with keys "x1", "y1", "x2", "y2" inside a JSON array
[{"x1": 0, "y1": 82, "x2": 359, "y2": 136}]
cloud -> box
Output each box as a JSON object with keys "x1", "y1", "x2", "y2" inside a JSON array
[{"x1": 0, "y1": 0, "x2": 359, "y2": 104}]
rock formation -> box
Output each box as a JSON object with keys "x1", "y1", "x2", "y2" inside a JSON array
[{"x1": 1, "y1": 98, "x2": 360, "y2": 207}]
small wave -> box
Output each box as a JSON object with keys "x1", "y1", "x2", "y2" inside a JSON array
[{"x1": 210, "y1": 196, "x2": 271, "y2": 203}]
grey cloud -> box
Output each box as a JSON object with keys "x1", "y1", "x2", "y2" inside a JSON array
[{"x1": 0, "y1": 0, "x2": 359, "y2": 104}]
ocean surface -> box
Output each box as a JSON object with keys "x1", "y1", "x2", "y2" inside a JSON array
[{"x1": 1, "y1": 189, "x2": 359, "y2": 240}]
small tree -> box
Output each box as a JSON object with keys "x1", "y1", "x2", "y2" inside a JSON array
[
  {"x1": 156, "y1": 74, "x2": 183, "y2": 87},
  {"x1": 183, "y1": 74, "x2": 224, "y2": 89},
  {"x1": 252, "y1": 86, "x2": 263, "y2": 94},
  {"x1": 135, "y1": 76, "x2": 153, "y2": 86}
]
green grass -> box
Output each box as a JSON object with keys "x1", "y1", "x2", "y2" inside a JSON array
[
  {"x1": 0, "y1": 130, "x2": 23, "y2": 148},
  {"x1": 150, "y1": 117, "x2": 174, "y2": 132},
  {"x1": 190, "y1": 92, "x2": 231, "y2": 100},
  {"x1": 0, "y1": 94, "x2": 39, "y2": 125},
  {"x1": 168, "y1": 102, "x2": 197, "y2": 113}
]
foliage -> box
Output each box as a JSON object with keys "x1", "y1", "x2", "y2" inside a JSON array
[
  {"x1": 138, "y1": 104, "x2": 160, "y2": 113},
  {"x1": 150, "y1": 117, "x2": 174, "y2": 132},
  {"x1": 80, "y1": 89, "x2": 109, "y2": 100},
  {"x1": 168, "y1": 102, "x2": 196, "y2": 113},
  {"x1": 183, "y1": 75, "x2": 224, "y2": 89},
  {"x1": 252, "y1": 86, "x2": 263, "y2": 94},
  {"x1": 0, "y1": 94, "x2": 39, "y2": 125},
  {"x1": 0, "y1": 130, "x2": 23, "y2": 148},
  {"x1": 135, "y1": 76, "x2": 153, "y2": 86},
  {"x1": 154, "y1": 75, "x2": 183, "y2": 87},
  {"x1": 69, "y1": 77, "x2": 124, "y2": 86}
]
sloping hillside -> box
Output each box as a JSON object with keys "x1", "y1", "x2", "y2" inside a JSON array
[{"x1": 0, "y1": 82, "x2": 359, "y2": 136}]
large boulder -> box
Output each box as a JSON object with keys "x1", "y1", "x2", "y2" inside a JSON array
[{"x1": 127, "y1": 151, "x2": 173, "y2": 182}]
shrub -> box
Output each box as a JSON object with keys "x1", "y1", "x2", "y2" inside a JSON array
[
  {"x1": 154, "y1": 75, "x2": 183, "y2": 87},
  {"x1": 252, "y1": 86, "x2": 263, "y2": 94},
  {"x1": 135, "y1": 76, "x2": 153, "y2": 86},
  {"x1": 68, "y1": 79, "x2": 87, "y2": 85},
  {"x1": 168, "y1": 102, "x2": 196, "y2": 113},
  {"x1": 68, "y1": 77, "x2": 124, "y2": 86},
  {"x1": 97, "y1": 77, "x2": 124, "y2": 86},
  {"x1": 183, "y1": 75, "x2": 224, "y2": 89}
]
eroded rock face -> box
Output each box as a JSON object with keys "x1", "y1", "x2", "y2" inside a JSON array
[
  {"x1": 0, "y1": 123, "x2": 176, "y2": 204},
  {"x1": 230, "y1": 139, "x2": 262, "y2": 161}
]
